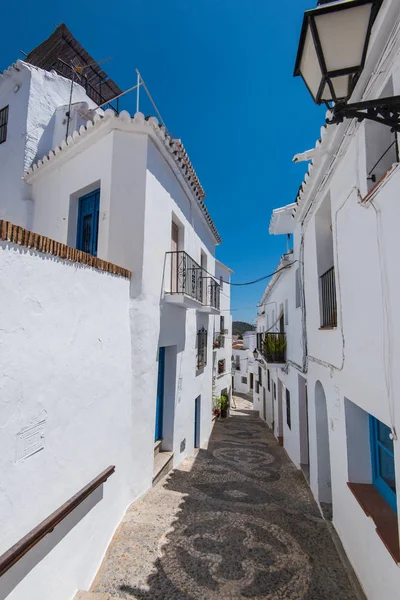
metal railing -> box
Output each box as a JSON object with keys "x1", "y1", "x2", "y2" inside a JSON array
[
  {"x1": 166, "y1": 251, "x2": 220, "y2": 309},
  {"x1": 0, "y1": 466, "x2": 115, "y2": 577},
  {"x1": 367, "y1": 138, "x2": 399, "y2": 186},
  {"x1": 257, "y1": 332, "x2": 286, "y2": 363},
  {"x1": 320, "y1": 266, "x2": 337, "y2": 328},
  {"x1": 204, "y1": 278, "x2": 221, "y2": 311},
  {"x1": 53, "y1": 59, "x2": 119, "y2": 114}
]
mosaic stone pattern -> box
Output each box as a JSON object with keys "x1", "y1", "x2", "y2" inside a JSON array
[{"x1": 92, "y1": 397, "x2": 357, "y2": 599}]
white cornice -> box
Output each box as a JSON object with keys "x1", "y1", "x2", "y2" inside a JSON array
[{"x1": 24, "y1": 109, "x2": 222, "y2": 244}]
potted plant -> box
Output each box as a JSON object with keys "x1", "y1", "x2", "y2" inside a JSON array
[
  {"x1": 263, "y1": 334, "x2": 287, "y2": 363},
  {"x1": 217, "y1": 394, "x2": 229, "y2": 418}
]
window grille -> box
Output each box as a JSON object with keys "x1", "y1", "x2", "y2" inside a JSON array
[
  {"x1": 296, "y1": 268, "x2": 301, "y2": 308},
  {"x1": 255, "y1": 381, "x2": 260, "y2": 394},
  {"x1": 267, "y1": 369, "x2": 271, "y2": 392},
  {"x1": 218, "y1": 359, "x2": 225, "y2": 375},
  {"x1": 258, "y1": 366, "x2": 262, "y2": 386},
  {"x1": 220, "y1": 316, "x2": 225, "y2": 332},
  {"x1": 0, "y1": 105, "x2": 9, "y2": 144},
  {"x1": 241, "y1": 377, "x2": 247, "y2": 384},
  {"x1": 197, "y1": 327, "x2": 207, "y2": 370}
]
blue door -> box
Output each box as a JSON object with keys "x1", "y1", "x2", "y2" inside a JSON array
[
  {"x1": 155, "y1": 348, "x2": 165, "y2": 442},
  {"x1": 76, "y1": 189, "x2": 100, "y2": 256},
  {"x1": 194, "y1": 396, "x2": 201, "y2": 448}
]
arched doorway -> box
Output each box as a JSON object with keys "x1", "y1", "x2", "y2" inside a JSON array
[{"x1": 315, "y1": 381, "x2": 332, "y2": 510}]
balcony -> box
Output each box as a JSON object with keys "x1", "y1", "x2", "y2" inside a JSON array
[
  {"x1": 164, "y1": 251, "x2": 220, "y2": 311},
  {"x1": 213, "y1": 334, "x2": 225, "y2": 349},
  {"x1": 257, "y1": 332, "x2": 286, "y2": 364},
  {"x1": 320, "y1": 266, "x2": 337, "y2": 328},
  {"x1": 199, "y1": 278, "x2": 221, "y2": 314}
]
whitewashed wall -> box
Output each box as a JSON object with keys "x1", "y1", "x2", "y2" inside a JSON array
[
  {"x1": 0, "y1": 61, "x2": 98, "y2": 230},
  {"x1": 0, "y1": 241, "x2": 134, "y2": 600},
  {"x1": 254, "y1": 240, "x2": 306, "y2": 468},
  {"x1": 213, "y1": 262, "x2": 233, "y2": 404},
  {"x1": 296, "y1": 4, "x2": 400, "y2": 594},
  {"x1": 233, "y1": 349, "x2": 254, "y2": 395}
]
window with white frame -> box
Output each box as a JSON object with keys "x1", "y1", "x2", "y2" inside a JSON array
[{"x1": 315, "y1": 194, "x2": 337, "y2": 328}]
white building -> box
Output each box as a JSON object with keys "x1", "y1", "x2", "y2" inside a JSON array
[
  {"x1": 256, "y1": 1, "x2": 400, "y2": 597},
  {"x1": 253, "y1": 228, "x2": 307, "y2": 469},
  {"x1": 212, "y1": 261, "x2": 233, "y2": 406},
  {"x1": 232, "y1": 347, "x2": 254, "y2": 395},
  {"x1": 0, "y1": 25, "x2": 232, "y2": 600}
]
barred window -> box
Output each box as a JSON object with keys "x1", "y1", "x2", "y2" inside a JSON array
[
  {"x1": 267, "y1": 369, "x2": 270, "y2": 392},
  {"x1": 255, "y1": 381, "x2": 260, "y2": 394},
  {"x1": 286, "y1": 388, "x2": 291, "y2": 429},
  {"x1": 197, "y1": 327, "x2": 207, "y2": 370},
  {"x1": 218, "y1": 359, "x2": 225, "y2": 375},
  {"x1": 0, "y1": 106, "x2": 9, "y2": 144},
  {"x1": 220, "y1": 316, "x2": 225, "y2": 332},
  {"x1": 258, "y1": 366, "x2": 262, "y2": 387},
  {"x1": 241, "y1": 377, "x2": 247, "y2": 384}
]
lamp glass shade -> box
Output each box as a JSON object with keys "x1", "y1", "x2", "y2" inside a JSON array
[
  {"x1": 314, "y1": 4, "x2": 373, "y2": 72},
  {"x1": 300, "y1": 24, "x2": 323, "y2": 100},
  {"x1": 294, "y1": 0, "x2": 382, "y2": 104}
]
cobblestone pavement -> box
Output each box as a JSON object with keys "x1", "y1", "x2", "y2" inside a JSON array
[{"x1": 92, "y1": 396, "x2": 357, "y2": 600}]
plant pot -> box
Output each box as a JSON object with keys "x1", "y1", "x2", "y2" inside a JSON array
[{"x1": 221, "y1": 409, "x2": 228, "y2": 419}]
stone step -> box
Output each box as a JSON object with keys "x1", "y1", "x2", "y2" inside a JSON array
[
  {"x1": 75, "y1": 593, "x2": 125, "y2": 600},
  {"x1": 152, "y1": 451, "x2": 173, "y2": 486},
  {"x1": 154, "y1": 439, "x2": 162, "y2": 457}
]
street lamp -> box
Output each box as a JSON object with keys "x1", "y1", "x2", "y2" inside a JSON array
[
  {"x1": 253, "y1": 348, "x2": 259, "y2": 360},
  {"x1": 294, "y1": 0, "x2": 400, "y2": 132}
]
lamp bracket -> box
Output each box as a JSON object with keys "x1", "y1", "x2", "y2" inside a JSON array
[{"x1": 326, "y1": 95, "x2": 400, "y2": 132}]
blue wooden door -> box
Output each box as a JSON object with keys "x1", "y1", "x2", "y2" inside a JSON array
[
  {"x1": 155, "y1": 347, "x2": 165, "y2": 442},
  {"x1": 76, "y1": 189, "x2": 100, "y2": 256},
  {"x1": 194, "y1": 396, "x2": 201, "y2": 448}
]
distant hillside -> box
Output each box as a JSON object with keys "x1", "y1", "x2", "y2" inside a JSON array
[{"x1": 232, "y1": 321, "x2": 255, "y2": 337}]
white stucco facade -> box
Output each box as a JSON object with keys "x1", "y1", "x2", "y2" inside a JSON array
[
  {"x1": 212, "y1": 261, "x2": 233, "y2": 406},
  {"x1": 257, "y1": 1, "x2": 400, "y2": 597},
  {"x1": 0, "y1": 243, "x2": 133, "y2": 600},
  {"x1": 0, "y1": 54, "x2": 232, "y2": 600},
  {"x1": 232, "y1": 348, "x2": 254, "y2": 395}
]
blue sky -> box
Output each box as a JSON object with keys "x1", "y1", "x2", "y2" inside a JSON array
[{"x1": 1, "y1": 0, "x2": 326, "y2": 323}]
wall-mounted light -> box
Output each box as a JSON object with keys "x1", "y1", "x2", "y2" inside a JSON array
[{"x1": 294, "y1": 0, "x2": 400, "y2": 132}]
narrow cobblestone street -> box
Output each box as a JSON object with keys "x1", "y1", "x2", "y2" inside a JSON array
[{"x1": 92, "y1": 396, "x2": 357, "y2": 600}]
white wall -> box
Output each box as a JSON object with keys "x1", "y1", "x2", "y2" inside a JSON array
[
  {"x1": 0, "y1": 61, "x2": 98, "y2": 230},
  {"x1": 0, "y1": 241, "x2": 134, "y2": 600},
  {"x1": 233, "y1": 349, "x2": 253, "y2": 395},
  {"x1": 297, "y1": 12, "x2": 400, "y2": 595},
  {"x1": 212, "y1": 262, "x2": 232, "y2": 405}
]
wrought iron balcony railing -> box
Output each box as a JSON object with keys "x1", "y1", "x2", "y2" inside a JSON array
[
  {"x1": 257, "y1": 332, "x2": 286, "y2": 364},
  {"x1": 320, "y1": 266, "x2": 337, "y2": 328},
  {"x1": 204, "y1": 277, "x2": 221, "y2": 311},
  {"x1": 166, "y1": 251, "x2": 220, "y2": 310}
]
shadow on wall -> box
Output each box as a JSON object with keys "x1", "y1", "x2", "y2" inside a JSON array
[
  {"x1": 0, "y1": 486, "x2": 104, "y2": 600},
  {"x1": 93, "y1": 410, "x2": 354, "y2": 600}
]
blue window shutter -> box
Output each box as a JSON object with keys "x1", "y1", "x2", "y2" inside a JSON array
[{"x1": 370, "y1": 415, "x2": 397, "y2": 512}]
